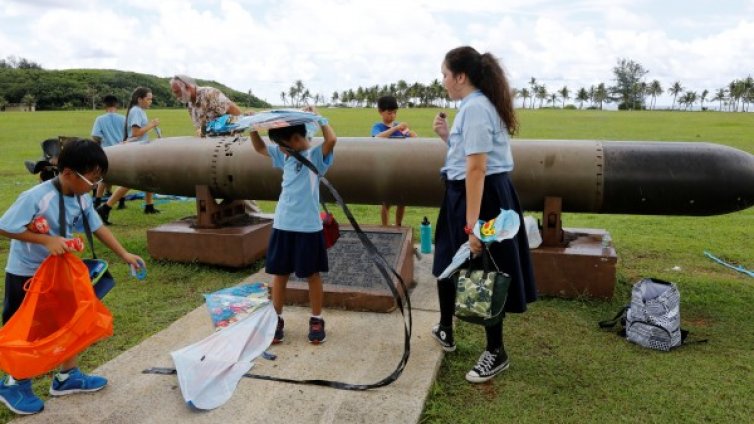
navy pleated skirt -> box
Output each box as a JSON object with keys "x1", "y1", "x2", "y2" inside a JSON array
[{"x1": 432, "y1": 172, "x2": 537, "y2": 313}]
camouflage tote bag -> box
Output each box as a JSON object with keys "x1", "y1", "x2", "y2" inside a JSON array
[{"x1": 453, "y1": 248, "x2": 510, "y2": 327}]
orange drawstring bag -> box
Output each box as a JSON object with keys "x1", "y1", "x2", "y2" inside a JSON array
[{"x1": 0, "y1": 253, "x2": 113, "y2": 379}]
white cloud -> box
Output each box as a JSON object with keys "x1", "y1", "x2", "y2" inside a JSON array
[{"x1": 0, "y1": 0, "x2": 752, "y2": 106}]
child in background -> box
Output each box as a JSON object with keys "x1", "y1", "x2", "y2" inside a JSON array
[
  {"x1": 90, "y1": 94, "x2": 126, "y2": 209},
  {"x1": 96, "y1": 87, "x2": 160, "y2": 224},
  {"x1": 370, "y1": 95, "x2": 417, "y2": 139},
  {"x1": 250, "y1": 111, "x2": 336, "y2": 344},
  {"x1": 0, "y1": 139, "x2": 145, "y2": 415},
  {"x1": 370, "y1": 95, "x2": 416, "y2": 226}
]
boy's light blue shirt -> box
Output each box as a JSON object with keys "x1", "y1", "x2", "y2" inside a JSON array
[
  {"x1": 91, "y1": 112, "x2": 126, "y2": 147},
  {"x1": 267, "y1": 143, "x2": 333, "y2": 232},
  {"x1": 441, "y1": 90, "x2": 514, "y2": 181},
  {"x1": 0, "y1": 180, "x2": 103, "y2": 276},
  {"x1": 127, "y1": 106, "x2": 149, "y2": 142}
]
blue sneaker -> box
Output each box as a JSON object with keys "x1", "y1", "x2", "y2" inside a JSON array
[
  {"x1": 0, "y1": 377, "x2": 44, "y2": 415},
  {"x1": 49, "y1": 368, "x2": 108, "y2": 396}
]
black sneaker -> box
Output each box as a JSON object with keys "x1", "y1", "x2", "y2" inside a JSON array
[
  {"x1": 272, "y1": 316, "x2": 284, "y2": 344},
  {"x1": 308, "y1": 317, "x2": 326, "y2": 344},
  {"x1": 96, "y1": 204, "x2": 112, "y2": 225},
  {"x1": 431, "y1": 324, "x2": 456, "y2": 352},
  {"x1": 117, "y1": 198, "x2": 127, "y2": 210},
  {"x1": 465, "y1": 348, "x2": 509, "y2": 383},
  {"x1": 144, "y1": 204, "x2": 161, "y2": 214}
]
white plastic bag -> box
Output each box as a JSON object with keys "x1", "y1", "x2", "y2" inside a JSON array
[
  {"x1": 524, "y1": 216, "x2": 542, "y2": 249},
  {"x1": 170, "y1": 302, "x2": 277, "y2": 410}
]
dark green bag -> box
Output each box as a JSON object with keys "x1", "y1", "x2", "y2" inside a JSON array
[{"x1": 453, "y1": 247, "x2": 510, "y2": 327}]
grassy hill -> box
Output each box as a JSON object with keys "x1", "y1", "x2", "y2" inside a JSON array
[{"x1": 0, "y1": 68, "x2": 270, "y2": 110}]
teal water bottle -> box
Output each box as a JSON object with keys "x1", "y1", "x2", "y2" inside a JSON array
[{"x1": 420, "y1": 216, "x2": 432, "y2": 254}]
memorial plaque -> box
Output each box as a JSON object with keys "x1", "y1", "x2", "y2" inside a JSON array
[{"x1": 287, "y1": 225, "x2": 415, "y2": 312}]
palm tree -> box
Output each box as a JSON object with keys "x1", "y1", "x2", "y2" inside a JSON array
[
  {"x1": 648, "y1": 80, "x2": 663, "y2": 110},
  {"x1": 430, "y1": 79, "x2": 443, "y2": 107},
  {"x1": 728, "y1": 80, "x2": 743, "y2": 111},
  {"x1": 634, "y1": 82, "x2": 647, "y2": 110},
  {"x1": 680, "y1": 91, "x2": 697, "y2": 111},
  {"x1": 548, "y1": 92, "x2": 558, "y2": 108},
  {"x1": 669, "y1": 81, "x2": 683, "y2": 110},
  {"x1": 559, "y1": 86, "x2": 570, "y2": 108},
  {"x1": 331, "y1": 91, "x2": 339, "y2": 105},
  {"x1": 519, "y1": 88, "x2": 531, "y2": 109},
  {"x1": 536, "y1": 85, "x2": 547, "y2": 109},
  {"x1": 288, "y1": 87, "x2": 297, "y2": 107},
  {"x1": 700, "y1": 89, "x2": 709, "y2": 111},
  {"x1": 529, "y1": 77, "x2": 538, "y2": 109},
  {"x1": 576, "y1": 88, "x2": 588, "y2": 109},
  {"x1": 593, "y1": 83, "x2": 608, "y2": 110},
  {"x1": 742, "y1": 75, "x2": 754, "y2": 112},
  {"x1": 712, "y1": 88, "x2": 726, "y2": 111}
]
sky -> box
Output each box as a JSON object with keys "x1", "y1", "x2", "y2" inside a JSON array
[{"x1": 1, "y1": 0, "x2": 753, "y2": 108}]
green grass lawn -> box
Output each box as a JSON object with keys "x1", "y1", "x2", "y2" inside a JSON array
[{"x1": 0, "y1": 108, "x2": 752, "y2": 423}]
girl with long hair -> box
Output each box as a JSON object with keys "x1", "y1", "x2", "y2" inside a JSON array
[{"x1": 431, "y1": 46, "x2": 536, "y2": 383}]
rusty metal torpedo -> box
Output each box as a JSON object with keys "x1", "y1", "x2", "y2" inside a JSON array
[{"x1": 103, "y1": 137, "x2": 754, "y2": 216}]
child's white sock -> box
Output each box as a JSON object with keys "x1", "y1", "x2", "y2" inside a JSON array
[
  {"x1": 311, "y1": 314, "x2": 323, "y2": 320},
  {"x1": 56, "y1": 368, "x2": 74, "y2": 382},
  {"x1": 6, "y1": 376, "x2": 16, "y2": 385}
]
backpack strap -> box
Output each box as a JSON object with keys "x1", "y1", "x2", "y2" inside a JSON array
[
  {"x1": 51, "y1": 177, "x2": 67, "y2": 238},
  {"x1": 51, "y1": 176, "x2": 98, "y2": 259},
  {"x1": 598, "y1": 305, "x2": 629, "y2": 337},
  {"x1": 670, "y1": 328, "x2": 708, "y2": 349},
  {"x1": 78, "y1": 200, "x2": 98, "y2": 259}
]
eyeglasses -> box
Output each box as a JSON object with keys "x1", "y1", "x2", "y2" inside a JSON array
[{"x1": 75, "y1": 171, "x2": 103, "y2": 188}]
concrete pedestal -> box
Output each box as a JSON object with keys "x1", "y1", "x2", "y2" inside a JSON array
[
  {"x1": 530, "y1": 228, "x2": 617, "y2": 299},
  {"x1": 147, "y1": 216, "x2": 273, "y2": 268}
]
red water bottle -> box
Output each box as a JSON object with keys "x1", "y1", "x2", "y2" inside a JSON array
[
  {"x1": 65, "y1": 237, "x2": 85, "y2": 252},
  {"x1": 28, "y1": 216, "x2": 50, "y2": 234}
]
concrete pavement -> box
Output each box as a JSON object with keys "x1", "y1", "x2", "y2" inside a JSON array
[{"x1": 17, "y1": 250, "x2": 443, "y2": 424}]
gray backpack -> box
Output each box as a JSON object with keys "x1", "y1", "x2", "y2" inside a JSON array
[{"x1": 600, "y1": 278, "x2": 690, "y2": 351}]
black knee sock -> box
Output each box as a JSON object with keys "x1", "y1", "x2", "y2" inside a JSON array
[
  {"x1": 485, "y1": 315, "x2": 505, "y2": 353},
  {"x1": 437, "y1": 279, "x2": 456, "y2": 327}
]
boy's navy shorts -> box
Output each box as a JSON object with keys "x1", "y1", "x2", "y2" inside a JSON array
[
  {"x1": 3, "y1": 273, "x2": 31, "y2": 324},
  {"x1": 265, "y1": 228, "x2": 329, "y2": 278}
]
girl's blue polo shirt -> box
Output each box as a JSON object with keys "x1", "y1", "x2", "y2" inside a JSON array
[
  {"x1": 268, "y1": 143, "x2": 333, "y2": 232},
  {"x1": 441, "y1": 90, "x2": 514, "y2": 181},
  {"x1": 127, "y1": 106, "x2": 149, "y2": 142}
]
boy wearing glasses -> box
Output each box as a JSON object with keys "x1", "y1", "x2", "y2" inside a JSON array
[{"x1": 0, "y1": 139, "x2": 144, "y2": 415}]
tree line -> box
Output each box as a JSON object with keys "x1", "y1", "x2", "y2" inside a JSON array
[
  {"x1": 283, "y1": 58, "x2": 753, "y2": 112},
  {"x1": 3, "y1": 55, "x2": 751, "y2": 112},
  {"x1": 0, "y1": 57, "x2": 270, "y2": 111},
  {"x1": 520, "y1": 59, "x2": 753, "y2": 112},
  {"x1": 280, "y1": 79, "x2": 450, "y2": 109}
]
